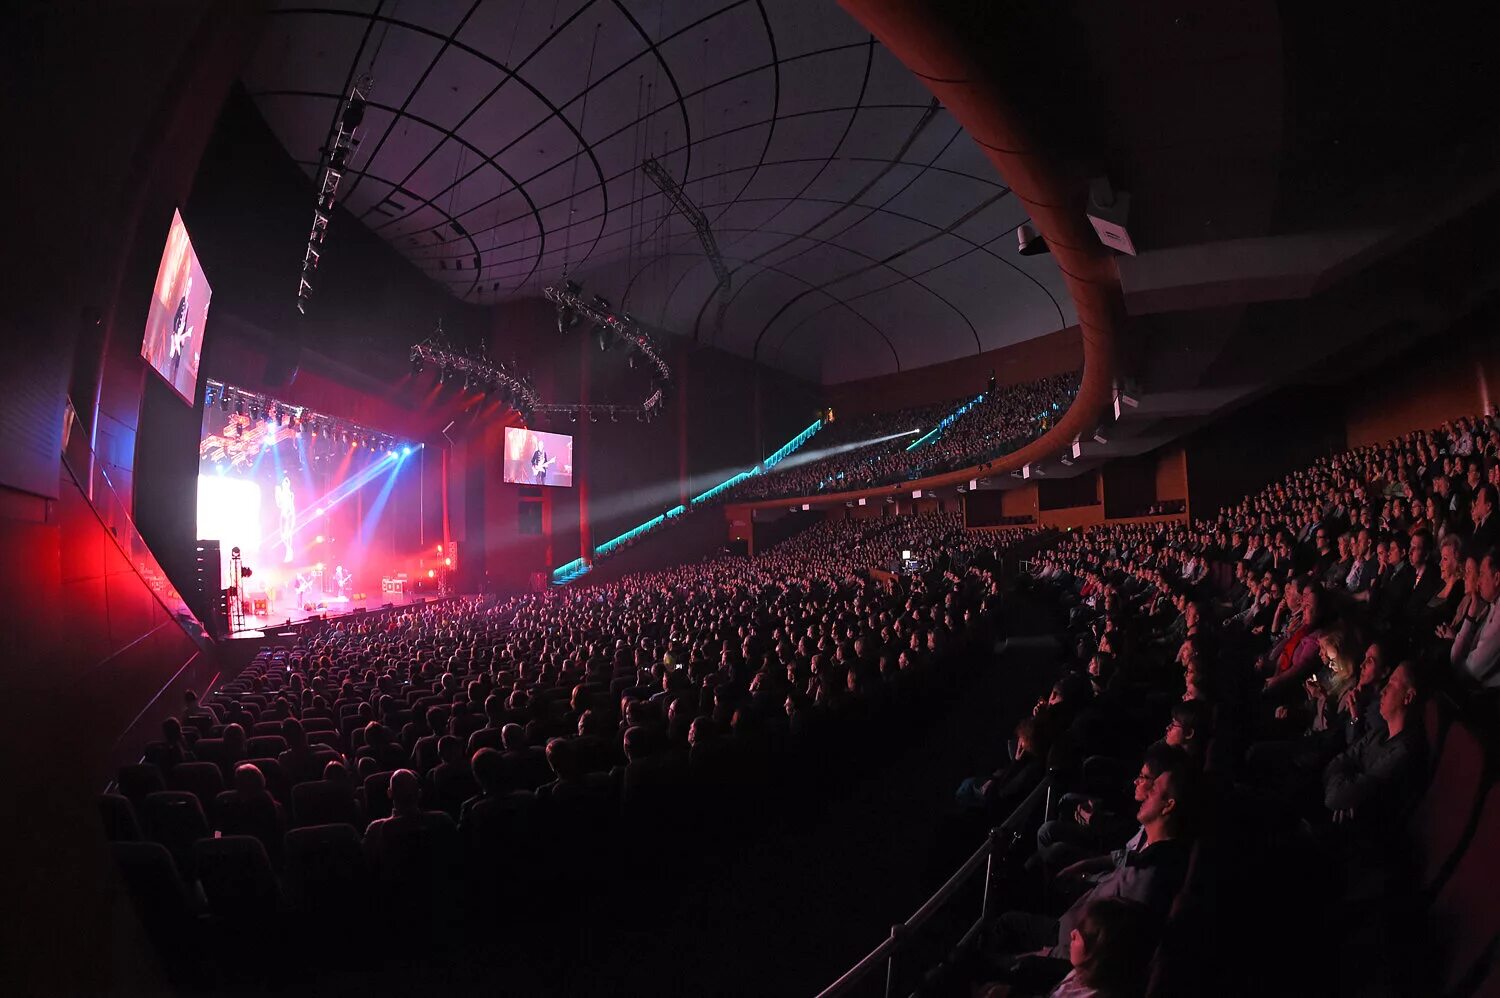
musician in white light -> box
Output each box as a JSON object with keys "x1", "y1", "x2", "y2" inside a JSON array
[{"x1": 275, "y1": 473, "x2": 296, "y2": 563}]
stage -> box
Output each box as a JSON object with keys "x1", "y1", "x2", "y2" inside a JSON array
[{"x1": 227, "y1": 586, "x2": 443, "y2": 638}]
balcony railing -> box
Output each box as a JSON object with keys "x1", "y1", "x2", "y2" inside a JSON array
[{"x1": 814, "y1": 776, "x2": 1052, "y2": 998}]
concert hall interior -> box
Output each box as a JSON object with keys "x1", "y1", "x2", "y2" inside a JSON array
[{"x1": 6, "y1": 2, "x2": 1500, "y2": 996}]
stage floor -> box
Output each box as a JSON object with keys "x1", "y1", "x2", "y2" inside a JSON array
[{"x1": 230, "y1": 588, "x2": 436, "y2": 637}]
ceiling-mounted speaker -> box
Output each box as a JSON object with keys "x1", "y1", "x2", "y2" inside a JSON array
[
  {"x1": 1016, "y1": 221, "x2": 1048, "y2": 256},
  {"x1": 1086, "y1": 177, "x2": 1137, "y2": 256}
]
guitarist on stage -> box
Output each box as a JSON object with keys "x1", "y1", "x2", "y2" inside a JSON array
[
  {"x1": 167, "y1": 274, "x2": 194, "y2": 383},
  {"x1": 531, "y1": 442, "x2": 555, "y2": 485}
]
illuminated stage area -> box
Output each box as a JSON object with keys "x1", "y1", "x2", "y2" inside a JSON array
[
  {"x1": 199, "y1": 383, "x2": 450, "y2": 634},
  {"x1": 226, "y1": 587, "x2": 440, "y2": 637}
]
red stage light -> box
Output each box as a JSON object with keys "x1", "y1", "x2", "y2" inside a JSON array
[
  {"x1": 444, "y1": 557, "x2": 452, "y2": 566},
  {"x1": 314, "y1": 535, "x2": 324, "y2": 544},
  {"x1": 427, "y1": 569, "x2": 435, "y2": 578}
]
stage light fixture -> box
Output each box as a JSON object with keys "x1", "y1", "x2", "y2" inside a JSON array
[
  {"x1": 403, "y1": 446, "x2": 412, "y2": 456},
  {"x1": 343, "y1": 95, "x2": 366, "y2": 129},
  {"x1": 220, "y1": 395, "x2": 230, "y2": 412}
]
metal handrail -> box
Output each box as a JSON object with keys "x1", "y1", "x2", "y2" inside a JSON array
[{"x1": 814, "y1": 775, "x2": 1052, "y2": 998}]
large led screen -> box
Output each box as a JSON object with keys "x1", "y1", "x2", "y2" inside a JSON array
[
  {"x1": 504, "y1": 427, "x2": 574, "y2": 487},
  {"x1": 142, "y1": 209, "x2": 212, "y2": 403}
]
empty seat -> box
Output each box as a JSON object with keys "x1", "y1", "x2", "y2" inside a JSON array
[
  {"x1": 99, "y1": 793, "x2": 142, "y2": 842},
  {"x1": 194, "y1": 835, "x2": 280, "y2": 918},
  {"x1": 246, "y1": 734, "x2": 287, "y2": 758},
  {"x1": 1426, "y1": 786, "x2": 1500, "y2": 996},
  {"x1": 306, "y1": 730, "x2": 342, "y2": 750},
  {"x1": 193, "y1": 738, "x2": 231, "y2": 775},
  {"x1": 283, "y1": 823, "x2": 366, "y2": 914},
  {"x1": 110, "y1": 841, "x2": 198, "y2": 940},
  {"x1": 292, "y1": 780, "x2": 364, "y2": 829},
  {"x1": 116, "y1": 763, "x2": 166, "y2": 808},
  {"x1": 141, "y1": 791, "x2": 210, "y2": 877},
  {"x1": 168, "y1": 761, "x2": 225, "y2": 811},
  {"x1": 1409, "y1": 716, "x2": 1485, "y2": 893}
]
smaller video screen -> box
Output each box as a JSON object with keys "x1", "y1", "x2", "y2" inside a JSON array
[
  {"x1": 504, "y1": 427, "x2": 574, "y2": 487},
  {"x1": 141, "y1": 209, "x2": 212, "y2": 403}
]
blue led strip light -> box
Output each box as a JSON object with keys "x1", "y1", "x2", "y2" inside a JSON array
[
  {"x1": 550, "y1": 419, "x2": 824, "y2": 584},
  {"x1": 907, "y1": 392, "x2": 985, "y2": 451}
]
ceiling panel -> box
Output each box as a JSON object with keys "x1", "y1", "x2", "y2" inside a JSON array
[{"x1": 246, "y1": 0, "x2": 1076, "y2": 382}]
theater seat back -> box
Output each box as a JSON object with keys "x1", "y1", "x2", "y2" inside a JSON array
[
  {"x1": 1426, "y1": 784, "x2": 1500, "y2": 997},
  {"x1": 1410, "y1": 714, "x2": 1487, "y2": 895}
]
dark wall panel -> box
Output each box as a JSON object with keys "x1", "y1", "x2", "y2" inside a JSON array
[{"x1": 1185, "y1": 387, "x2": 1346, "y2": 521}]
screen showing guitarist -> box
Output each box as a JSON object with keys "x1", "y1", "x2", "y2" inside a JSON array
[{"x1": 531, "y1": 443, "x2": 555, "y2": 485}]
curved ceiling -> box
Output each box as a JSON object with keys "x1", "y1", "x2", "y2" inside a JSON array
[{"x1": 242, "y1": 0, "x2": 1075, "y2": 383}]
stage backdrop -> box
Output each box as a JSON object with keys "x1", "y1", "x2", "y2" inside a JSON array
[{"x1": 196, "y1": 402, "x2": 436, "y2": 609}]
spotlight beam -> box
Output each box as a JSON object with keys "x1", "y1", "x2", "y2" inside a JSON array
[{"x1": 768, "y1": 429, "x2": 920, "y2": 474}]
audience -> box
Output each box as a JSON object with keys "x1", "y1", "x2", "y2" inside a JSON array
[
  {"x1": 108, "y1": 407, "x2": 1499, "y2": 995},
  {"x1": 725, "y1": 372, "x2": 1080, "y2": 501}
]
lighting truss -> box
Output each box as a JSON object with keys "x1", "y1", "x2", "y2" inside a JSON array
[
  {"x1": 297, "y1": 74, "x2": 373, "y2": 315},
  {"x1": 408, "y1": 319, "x2": 540, "y2": 415},
  {"x1": 543, "y1": 283, "x2": 673, "y2": 417},
  {"x1": 204, "y1": 379, "x2": 406, "y2": 453},
  {"x1": 642, "y1": 157, "x2": 731, "y2": 334}
]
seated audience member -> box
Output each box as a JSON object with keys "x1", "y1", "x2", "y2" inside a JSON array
[
  {"x1": 216, "y1": 763, "x2": 286, "y2": 861},
  {"x1": 956, "y1": 717, "x2": 1047, "y2": 817},
  {"x1": 1343, "y1": 528, "x2": 1379, "y2": 594},
  {"x1": 977, "y1": 897, "x2": 1162, "y2": 998},
  {"x1": 429, "y1": 735, "x2": 480, "y2": 817},
  {"x1": 466, "y1": 694, "x2": 508, "y2": 755},
  {"x1": 1451, "y1": 548, "x2": 1500, "y2": 687},
  {"x1": 1470, "y1": 484, "x2": 1498, "y2": 553},
  {"x1": 1033, "y1": 742, "x2": 1181, "y2": 878},
  {"x1": 156, "y1": 716, "x2": 194, "y2": 770},
  {"x1": 500, "y1": 723, "x2": 551, "y2": 791},
  {"x1": 459, "y1": 748, "x2": 510, "y2": 828},
  {"x1": 1262, "y1": 583, "x2": 1330, "y2": 697},
  {"x1": 1322, "y1": 661, "x2": 1427, "y2": 832},
  {"x1": 987, "y1": 747, "x2": 1198, "y2": 984},
  {"x1": 1164, "y1": 700, "x2": 1212, "y2": 764},
  {"x1": 363, "y1": 769, "x2": 454, "y2": 864}
]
